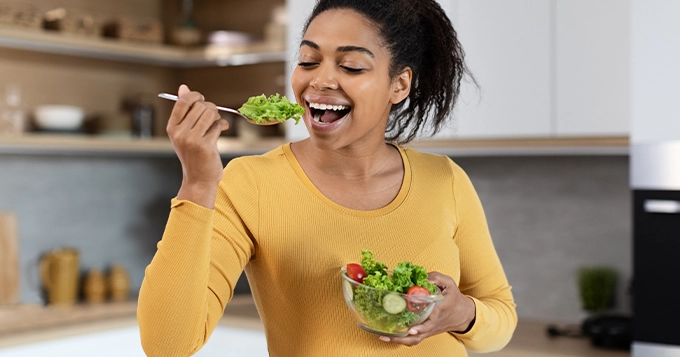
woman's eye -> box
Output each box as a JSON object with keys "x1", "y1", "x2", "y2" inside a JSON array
[
  {"x1": 341, "y1": 66, "x2": 364, "y2": 73},
  {"x1": 298, "y1": 62, "x2": 318, "y2": 68}
]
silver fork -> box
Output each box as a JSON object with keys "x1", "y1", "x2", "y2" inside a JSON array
[{"x1": 157, "y1": 93, "x2": 278, "y2": 126}]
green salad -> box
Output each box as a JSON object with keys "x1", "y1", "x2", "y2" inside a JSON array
[
  {"x1": 345, "y1": 250, "x2": 436, "y2": 334},
  {"x1": 237, "y1": 94, "x2": 304, "y2": 124}
]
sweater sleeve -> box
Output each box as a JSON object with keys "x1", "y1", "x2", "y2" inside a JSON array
[
  {"x1": 447, "y1": 159, "x2": 517, "y2": 352},
  {"x1": 137, "y1": 158, "x2": 259, "y2": 357}
]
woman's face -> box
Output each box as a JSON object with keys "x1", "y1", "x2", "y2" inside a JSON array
[{"x1": 291, "y1": 9, "x2": 410, "y2": 150}]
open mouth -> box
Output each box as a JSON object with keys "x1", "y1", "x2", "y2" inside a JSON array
[{"x1": 308, "y1": 102, "x2": 351, "y2": 125}]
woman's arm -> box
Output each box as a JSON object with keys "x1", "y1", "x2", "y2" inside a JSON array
[
  {"x1": 447, "y1": 160, "x2": 518, "y2": 352},
  {"x1": 137, "y1": 159, "x2": 259, "y2": 357}
]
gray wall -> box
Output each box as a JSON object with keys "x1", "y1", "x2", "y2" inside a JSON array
[
  {"x1": 455, "y1": 155, "x2": 631, "y2": 323},
  {"x1": 0, "y1": 153, "x2": 631, "y2": 323}
]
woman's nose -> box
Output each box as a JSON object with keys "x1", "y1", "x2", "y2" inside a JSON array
[{"x1": 310, "y1": 66, "x2": 338, "y2": 90}]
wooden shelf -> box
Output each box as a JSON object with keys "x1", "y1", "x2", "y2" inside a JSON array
[
  {"x1": 0, "y1": 134, "x2": 629, "y2": 158},
  {"x1": 0, "y1": 134, "x2": 287, "y2": 158},
  {"x1": 0, "y1": 26, "x2": 287, "y2": 67}
]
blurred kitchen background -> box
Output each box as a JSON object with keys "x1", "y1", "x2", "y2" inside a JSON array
[{"x1": 0, "y1": 0, "x2": 678, "y2": 356}]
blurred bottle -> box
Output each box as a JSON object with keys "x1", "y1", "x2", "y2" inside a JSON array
[
  {"x1": 0, "y1": 84, "x2": 25, "y2": 136},
  {"x1": 131, "y1": 99, "x2": 155, "y2": 139},
  {"x1": 264, "y1": 5, "x2": 287, "y2": 50},
  {"x1": 83, "y1": 268, "x2": 106, "y2": 304},
  {"x1": 107, "y1": 263, "x2": 130, "y2": 302},
  {"x1": 171, "y1": 0, "x2": 201, "y2": 46}
]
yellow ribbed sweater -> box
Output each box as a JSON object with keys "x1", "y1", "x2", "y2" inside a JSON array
[{"x1": 138, "y1": 143, "x2": 517, "y2": 357}]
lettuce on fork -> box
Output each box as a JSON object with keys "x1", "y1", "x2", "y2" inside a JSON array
[{"x1": 238, "y1": 94, "x2": 304, "y2": 124}]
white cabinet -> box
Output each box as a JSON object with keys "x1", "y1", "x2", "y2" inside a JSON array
[
  {"x1": 555, "y1": 0, "x2": 630, "y2": 137},
  {"x1": 442, "y1": 0, "x2": 551, "y2": 139},
  {"x1": 631, "y1": 0, "x2": 680, "y2": 143},
  {"x1": 284, "y1": 0, "x2": 315, "y2": 142}
]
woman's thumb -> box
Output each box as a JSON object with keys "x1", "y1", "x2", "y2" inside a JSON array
[
  {"x1": 178, "y1": 84, "x2": 190, "y2": 97},
  {"x1": 427, "y1": 271, "x2": 452, "y2": 290}
]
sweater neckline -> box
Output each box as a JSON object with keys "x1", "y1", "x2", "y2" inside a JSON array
[{"x1": 282, "y1": 142, "x2": 412, "y2": 218}]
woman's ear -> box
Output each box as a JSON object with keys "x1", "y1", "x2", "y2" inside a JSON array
[{"x1": 390, "y1": 67, "x2": 412, "y2": 104}]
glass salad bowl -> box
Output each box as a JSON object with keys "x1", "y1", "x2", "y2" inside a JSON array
[{"x1": 340, "y1": 267, "x2": 445, "y2": 337}]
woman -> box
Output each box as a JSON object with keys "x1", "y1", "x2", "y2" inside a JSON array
[{"x1": 138, "y1": 0, "x2": 517, "y2": 356}]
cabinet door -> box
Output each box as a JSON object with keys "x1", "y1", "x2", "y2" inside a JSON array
[
  {"x1": 555, "y1": 0, "x2": 630, "y2": 137},
  {"x1": 437, "y1": 0, "x2": 551, "y2": 139},
  {"x1": 285, "y1": 0, "x2": 316, "y2": 141},
  {"x1": 631, "y1": 0, "x2": 680, "y2": 143}
]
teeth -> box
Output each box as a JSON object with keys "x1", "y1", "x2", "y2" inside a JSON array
[{"x1": 309, "y1": 102, "x2": 347, "y2": 111}]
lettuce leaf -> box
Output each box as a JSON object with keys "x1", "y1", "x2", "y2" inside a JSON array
[
  {"x1": 391, "y1": 262, "x2": 436, "y2": 294},
  {"x1": 238, "y1": 94, "x2": 304, "y2": 124}
]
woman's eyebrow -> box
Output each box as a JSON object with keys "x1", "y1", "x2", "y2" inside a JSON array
[
  {"x1": 300, "y1": 40, "x2": 319, "y2": 50},
  {"x1": 337, "y1": 46, "x2": 374, "y2": 58},
  {"x1": 300, "y1": 40, "x2": 374, "y2": 58}
]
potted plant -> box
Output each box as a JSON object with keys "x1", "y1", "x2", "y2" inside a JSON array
[
  {"x1": 577, "y1": 266, "x2": 631, "y2": 350},
  {"x1": 578, "y1": 266, "x2": 617, "y2": 313}
]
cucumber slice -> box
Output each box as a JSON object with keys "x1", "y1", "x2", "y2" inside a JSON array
[
  {"x1": 382, "y1": 292, "x2": 407, "y2": 314},
  {"x1": 343, "y1": 280, "x2": 354, "y2": 301}
]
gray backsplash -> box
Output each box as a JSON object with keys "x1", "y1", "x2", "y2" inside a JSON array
[
  {"x1": 454, "y1": 155, "x2": 631, "y2": 323},
  {"x1": 0, "y1": 152, "x2": 630, "y2": 323}
]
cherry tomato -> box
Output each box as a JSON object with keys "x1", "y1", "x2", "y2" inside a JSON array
[
  {"x1": 406, "y1": 286, "x2": 431, "y2": 312},
  {"x1": 346, "y1": 263, "x2": 367, "y2": 283}
]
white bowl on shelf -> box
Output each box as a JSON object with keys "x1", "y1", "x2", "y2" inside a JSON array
[{"x1": 34, "y1": 105, "x2": 85, "y2": 131}]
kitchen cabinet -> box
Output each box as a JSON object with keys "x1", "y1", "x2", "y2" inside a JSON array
[
  {"x1": 444, "y1": 0, "x2": 630, "y2": 140},
  {"x1": 630, "y1": 0, "x2": 680, "y2": 143},
  {"x1": 555, "y1": 0, "x2": 630, "y2": 137},
  {"x1": 439, "y1": 0, "x2": 552, "y2": 139}
]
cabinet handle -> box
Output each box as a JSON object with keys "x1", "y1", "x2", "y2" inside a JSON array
[{"x1": 644, "y1": 200, "x2": 680, "y2": 214}]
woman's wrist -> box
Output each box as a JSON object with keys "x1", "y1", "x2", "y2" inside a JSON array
[
  {"x1": 177, "y1": 180, "x2": 219, "y2": 209},
  {"x1": 451, "y1": 296, "x2": 477, "y2": 334}
]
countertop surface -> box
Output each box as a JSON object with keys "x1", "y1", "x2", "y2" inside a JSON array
[{"x1": 0, "y1": 296, "x2": 630, "y2": 356}]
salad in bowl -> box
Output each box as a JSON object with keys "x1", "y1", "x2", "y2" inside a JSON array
[{"x1": 341, "y1": 250, "x2": 444, "y2": 337}]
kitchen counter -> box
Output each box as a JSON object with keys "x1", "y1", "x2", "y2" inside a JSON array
[
  {"x1": 0, "y1": 296, "x2": 260, "y2": 348},
  {"x1": 0, "y1": 296, "x2": 629, "y2": 356},
  {"x1": 468, "y1": 321, "x2": 629, "y2": 357}
]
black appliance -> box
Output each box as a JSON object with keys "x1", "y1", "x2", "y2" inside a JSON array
[{"x1": 632, "y1": 141, "x2": 680, "y2": 357}]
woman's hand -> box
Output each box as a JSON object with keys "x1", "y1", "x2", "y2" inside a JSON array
[
  {"x1": 168, "y1": 84, "x2": 230, "y2": 209},
  {"x1": 379, "y1": 272, "x2": 476, "y2": 346}
]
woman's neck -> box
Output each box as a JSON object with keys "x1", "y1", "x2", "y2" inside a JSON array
[{"x1": 291, "y1": 139, "x2": 400, "y2": 180}]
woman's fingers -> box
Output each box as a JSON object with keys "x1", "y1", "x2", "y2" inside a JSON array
[
  {"x1": 381, "y1": 272, "x2": 466, "y2": 347},
  {"x1": 178, "y1": 84, "x2": 190, "y2": 97},
  {"x1": 407, "y1": 317, "x2": 437, "y2": 336},
  {"x1": 205, "y1": 118, "x2": 230, "y2": 142},
  {"x1": 428, "y1": 271, "x2": 456, "y2": 294},
  {"x1": 168, "y1": 89, "x2": 204, "y2": 128},
  {"x1": 189, "y1": 102, "x2": 221, "y2": 136},
  {"x1": 381, "y1": 318, "x2": 438, "y2": 346},
  {"x1": 164, "y1": 85, "x2": 227, "y2": 190}
]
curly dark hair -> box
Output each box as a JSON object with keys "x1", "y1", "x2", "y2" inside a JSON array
[{"x1": 303, "y1": 0, "x2": 473, "y2": 144}]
